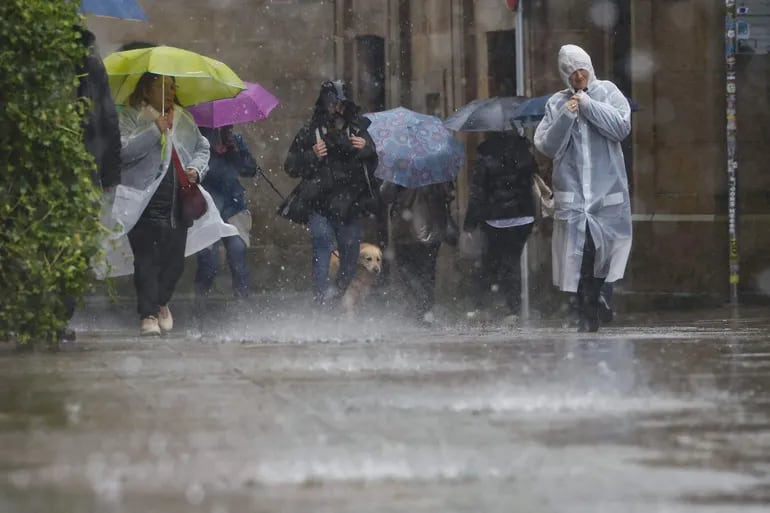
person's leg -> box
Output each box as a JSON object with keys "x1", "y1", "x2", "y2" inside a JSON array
[
  {"x1": 598, "y1": 281, "x2": 614, "y2": 323},
  {"x1": 127, "y1": 222, "x2": 161, "y2": 320},
  {"x1": 194, "y1": 240, "x2": 221, "y2": 297},
  {"x1": 308, "y1": 212, "x2": 336, "y2": 301},
  {"x1": 396, "y1": 243, "x2": 438, "y2": 320},
  {"x1": 395, "y1": 243, "x2": 419, "y2": 315},
  {"x1": 479, "y1": 224, "x2": 502, "y2": 311},
  {"x1": 222, "y1": 235, "x2": 252, "y2": 297},
  {"x1": 499, "y1": 223, "x2": 534, "y2": 317},
  {"x1": 157, "y1": 224, "x2": 188, "y2": 309},
  {"x1": 417, "y1": 243, "x2": 441, "y2": 319},
  {"x1": 333, "y1": 219, "x2": 362, "y2": 293},
  {"x1": 58, "y1": 296, "x2": 78, "y2": 342},
  {"x1": 577, "y1": 223, "x2": 604, "y2": 332}
]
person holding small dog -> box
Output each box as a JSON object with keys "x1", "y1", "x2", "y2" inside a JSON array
[
  {"x1": 381, "y1": 181, "x2": 456, "y2": 325},
  {"x1": 463, "y1": 131, "x2": 536, "y2": 325},
  {"x1": 534, "y1": 44, "x2": 632, "y2": 332},
  {"x1": 282, "y1": 80, "x2": 379, "y2": 307},
  {"x1": 194, "y1": 125, "x2": 260, "y2": 299}
]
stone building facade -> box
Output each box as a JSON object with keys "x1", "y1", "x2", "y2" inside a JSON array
[{"x1": 87, "y1": 0, "x2": 770, "y2": 309}]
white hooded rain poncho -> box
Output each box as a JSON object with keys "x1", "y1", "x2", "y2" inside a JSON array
[
  {"x1": 534, "y1": 44, "x2": 632, "y2": 292},
  {"x1": 96, "y1": 103, "x2": 238, "y2": 278}
]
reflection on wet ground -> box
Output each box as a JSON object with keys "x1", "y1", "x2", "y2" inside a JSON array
[{"x1": 0, "y1": 305, "x2": 769, "y2": 512}]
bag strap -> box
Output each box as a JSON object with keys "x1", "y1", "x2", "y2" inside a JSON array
[
  {"x1": 170, "y1": 145, "x2": 191, "y2": 187},
  {"x1": 533, "y1": 173, "x2": 552, "y2": 197},
  {"x1": 362, "y1": 163, "x2": 375, "y2": 199}
]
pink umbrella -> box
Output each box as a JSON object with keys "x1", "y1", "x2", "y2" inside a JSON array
[{"x1": 187, "y1": 81, "x2": 280, "y2": 128}]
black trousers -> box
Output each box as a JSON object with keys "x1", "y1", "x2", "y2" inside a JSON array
[
  {"x1": 480, "y1": 223, "x2": 533, "y2": 315},
  {"x1": 127, "y1": 220, "x2": 187, "y2": 319},
  {"x1": 395, "y1": 242, "x2": 441, "y2": 318},
  {"x1": 576, "y1": 223, "x2": 605, "y2": 323}
]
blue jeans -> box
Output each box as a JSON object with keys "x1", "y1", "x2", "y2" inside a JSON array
[
  {"x1": 195, "y1": 235, "x2": 252, "y2": 297},
  {"x1": 308, "y1": 212, "x2": 361, "y2": 301}
]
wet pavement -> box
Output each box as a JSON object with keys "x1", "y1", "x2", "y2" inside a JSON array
[{"x1": 1, "y1": 304, "x2": 770, "y2": 512}]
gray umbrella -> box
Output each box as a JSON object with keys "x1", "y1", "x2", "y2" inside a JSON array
[{"x1": 443, "y1": 96, "x2": 527, "y2": 132}]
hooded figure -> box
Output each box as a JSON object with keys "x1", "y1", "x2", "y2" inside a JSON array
[
  {"x1": 282, "y1": 80, "x2": 379, "y2": 224},
  {"x1": 534, "y1": 44, "x2": 632, "y2": 332},
  {"x1": 281, "y1": 80, "x2": 380, "y2": 305}
]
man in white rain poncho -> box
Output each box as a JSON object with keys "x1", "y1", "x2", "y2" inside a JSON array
[
  {"x1": 98, "y1": 73, "x2": 238, "y2": 336},
  {"x1": 534, "y1": 44, "x2": 632, "y2": 332}
]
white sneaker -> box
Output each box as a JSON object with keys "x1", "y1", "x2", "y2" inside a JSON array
[
  {"x1": 140, "y1": 316, "x2": 161, "y2": 336},
  {"x1": 158, "y1": 306, "x2": 173, "y2": 332}
]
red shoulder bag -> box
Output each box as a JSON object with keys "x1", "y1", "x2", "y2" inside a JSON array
[{"x1": 171, "y1": 146, "x2": 207, "y2": 227}]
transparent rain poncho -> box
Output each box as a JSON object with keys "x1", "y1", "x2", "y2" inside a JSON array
[
  {"x1": 95, "y1": 104, "x2": 238, "y2": 278},
  {"x1": 534, "y1": 44, "x2": 632, "y2": 292}
]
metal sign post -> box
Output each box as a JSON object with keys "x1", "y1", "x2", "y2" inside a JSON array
[
  {"x1": 726, "y1": 0, "x2": 740, "y2": 304},
  {"x1": 514, "y1": 0, "x2": 531, "y2": 320}
]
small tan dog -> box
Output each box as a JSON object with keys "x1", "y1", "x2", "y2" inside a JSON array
[{"x1": 329, "y1": 242, "x2": 383, "y2": 316}]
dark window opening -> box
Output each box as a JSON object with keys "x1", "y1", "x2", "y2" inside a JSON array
[
  {"x1": 487, "y1": 29, "x2": 516, "y2": 97},
  {"x1": 355, "y1": 35, "x2": 386, "y2": 113}
]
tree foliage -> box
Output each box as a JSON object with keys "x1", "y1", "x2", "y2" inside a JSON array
[{"x1": 0, "y1": 1, "x2": 102, "y2": 345}]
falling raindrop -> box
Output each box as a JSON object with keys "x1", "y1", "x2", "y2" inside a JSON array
[
  {"x1": 65, "y1": 401, "x2": 82, "y2": 425},
  {"x1": 589, "y1": 1, "x2": 619, "y2": 29},
  {"x1": 626, "y1": 49, "x2": 656, "y2": 82},
  {"x1": 149, "y1": 432, "x2": 168, "y2": 456},
  {"x1": 185, "y1": 482, "x2": 206, "y2": 505}
]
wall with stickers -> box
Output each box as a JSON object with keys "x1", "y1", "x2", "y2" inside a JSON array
[{"x1": 732, "y1": 0, "x2": 770, "y2": 299}]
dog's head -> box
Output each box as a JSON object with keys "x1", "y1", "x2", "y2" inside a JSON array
[{"x1": 358, "y1": 243, "x2": 382, "y2": 274}]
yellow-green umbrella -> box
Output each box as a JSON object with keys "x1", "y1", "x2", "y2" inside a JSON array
[{"x1": 104, "y1": 45, "x2": 245, "y2": 107}]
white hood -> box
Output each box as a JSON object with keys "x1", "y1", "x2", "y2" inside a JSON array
[{"x1": 558, "y1": 44, "x2": 596, "y2": 90}]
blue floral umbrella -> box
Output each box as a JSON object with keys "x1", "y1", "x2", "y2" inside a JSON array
[
  {"x1": 80, "y1": 0, "x2": 148, "y2": 20},
  {"x1": 364, "y1": 107, "x2": 465, "y2": 188}
]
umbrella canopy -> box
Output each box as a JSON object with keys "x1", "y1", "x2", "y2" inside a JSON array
[
  {"x1": 511, "y1": 93, "x2": 640, "y2": 126},
  {"x1": 80, "y1": 0, "x2": 147, "y2": 21},
  {"x1": 364, "y1": 107, "x2": 465, "y2": 188},
  {"x1": 443, "y1": 96, "x2": 527, "y2": 132},
  {"x1": 187, "y1": 81, "x2": 280, "y2": 128},
  {"x1": 104, "y1": 46, "x2": 245, "y2": 107}
]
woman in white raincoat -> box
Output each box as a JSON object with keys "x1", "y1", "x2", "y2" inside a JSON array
[
  {"x1": 534, "y1": 44, "x2": 632, "y2": 332},
  {"x1": 107, "y1": 73, "x2": 237, "y2": 336}
]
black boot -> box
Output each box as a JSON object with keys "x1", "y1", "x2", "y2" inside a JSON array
[
  {"x1": 567, "y1": 292, "x2": 582, "y2": 328},
  {"x1": 597, "y1": 283, "x2": 614, "y2": 323},
  {"x1": 577, "y1": 278, "x2": 601, "y2": 333}
]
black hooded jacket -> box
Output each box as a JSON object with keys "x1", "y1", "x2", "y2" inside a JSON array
[
  {"x1": 281, "y1": 81, "x2": 379, "y2": 223},
  {"x1": 464, "y1": 133, "x2": 536, "y2": 231},
  {"x1": 77, "y1": 29, "x2": 121, "y2": 188}
]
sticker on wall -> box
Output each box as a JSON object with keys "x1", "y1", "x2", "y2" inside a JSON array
[{"x1": 737, "y1": 21, "x2": 751, "y2": 39}]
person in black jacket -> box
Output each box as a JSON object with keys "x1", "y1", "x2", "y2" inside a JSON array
[
  {"x1": 77, "y1": 28, "x2": 121, "y2": 190},
  {"x1": 282, "y1": 80, "x2": 379, "y2": 306},
  {"x1": 463, "y1": 132, "x2": 536, "y2": 323},
  {"x1": 61, "y1": 27, "x2": 123, "y2": 342}
]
